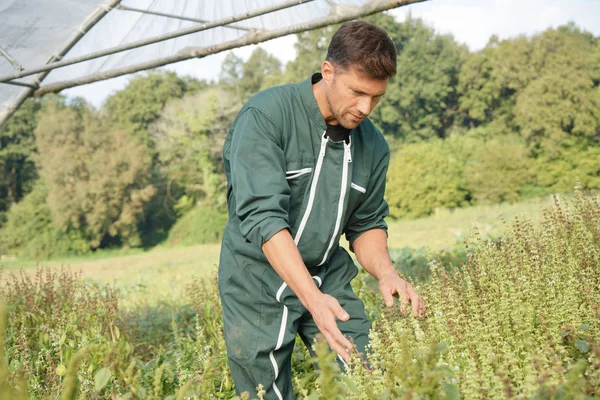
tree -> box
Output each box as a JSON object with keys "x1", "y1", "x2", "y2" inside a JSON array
[
  {"x1": 35, "y1": 98, "x2": 155, "y2": 249},
  {"x1": 458, "y1": 24, "x2": 600, "y2": 154},
  {"x1": 149, "y1": 87, "x2": 237, "y2": 214},
  {"x1": 367, "y1": 14, "x2": 466, "y2": 141},
  {"x1": 0, "y1": 98, "x2": 41, "y2": 223},
  {"x1": 220, "y1": 47, "x2": 283, "y2": 102},
  {"x1": 102, "y1": 71, "x2": 205, "y2": 146},
  {"x1": 282, "y1": 25, "x2": 336, "y2": 83},
  {"x1": 457, "y1": 35, "x2": 532, "y2": 137},
  {"x1": 463, "y1": 136, "x2": 534, "y2": 204},
  {"x1": 386, "y1": 138, "x2": 469, "y2": 218},
  {"x1": 0, "y1": 179, "x2": 89, "y2": 258},
  {"x1": 513, "y1": 25, "x2": 600, "y2": 153}
]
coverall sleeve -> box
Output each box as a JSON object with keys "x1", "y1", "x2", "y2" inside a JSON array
[
  {"x1": 345, "y1": 151, "x2": 390, "y2": 250},
  {"x1": 230, "y1": 107, "x2": 291, "y2": 246}
]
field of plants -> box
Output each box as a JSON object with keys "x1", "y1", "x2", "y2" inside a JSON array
[{"x1": 0, "y1": 190, "x2": 599, "y2": 399}]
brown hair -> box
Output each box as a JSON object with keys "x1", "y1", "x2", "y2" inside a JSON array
[{"x1": 326, "y1": 20, "x2": 397, "y2": 80}]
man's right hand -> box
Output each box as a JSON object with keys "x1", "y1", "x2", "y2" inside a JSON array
[
  {"x1": 261, "y1": 230, "x2": 353, "y2": 361},
  {"x1": 307, "y1": 293, "x2": 353, "y2": 362}
]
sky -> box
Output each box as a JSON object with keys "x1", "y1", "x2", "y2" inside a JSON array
[{"x1": 63, "y1": 0, "x2": 600, "y2": 108}]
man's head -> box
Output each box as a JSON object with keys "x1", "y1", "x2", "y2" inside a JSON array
[{"x1": 321, "y1": 21, "x2": 397, "y2": 129}]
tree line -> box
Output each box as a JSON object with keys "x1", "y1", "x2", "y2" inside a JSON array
[{"x1": 0, "y1": 13, "x2": 598, "y2": 258}]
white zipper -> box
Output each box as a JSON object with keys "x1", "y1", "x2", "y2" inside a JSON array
[
  {"x1": 294, "y1": 132, "x2": 328, "y2": 245},
  {"x1": 318, "y1": 137, "x2": 351, "y2": 266},
  {"x1": 285, "y1": 168, "x2": 312, "y2": 180}
]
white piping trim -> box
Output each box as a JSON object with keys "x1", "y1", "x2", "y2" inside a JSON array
[
  {"x1": 318, "y1": 138, "x2": 351, "y2": 266},
  {"x1": 350, "y1": 182, "x2": 366, "y2": 193},
  {"x1": 272, "y1": 382, "x2": 283, "y2": 400},
  {"x1": 269, "y1": 134, "x2": 328, "y2": 400},
  {"x1": 294, "y1": 133, "x2": 328, "y2": 245},
  {"x1": 313, "y1": 276, "x2": 322, "y2": 287},
  {"x1": 276, "y1": 282, "x2": 287, "y2": 303},
  {"x1": 269, "y1": 303, "x2": 288, "y2": 400},
  {"x1": 276, "y1": 306, "x2": 289, "y2": 350},
  {"x1": 285, "y1": 168, "x2": 312, "y2": 180}
]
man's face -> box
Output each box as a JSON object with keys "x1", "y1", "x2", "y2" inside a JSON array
[{"x1": 323, "y1": 62, "x2": 388, "y2": 129}]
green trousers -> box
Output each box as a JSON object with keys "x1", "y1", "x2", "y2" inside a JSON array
[{"x1": 219, "y1": 243, "x2": 371, "y2": 400}]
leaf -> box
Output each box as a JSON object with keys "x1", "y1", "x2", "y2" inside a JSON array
[
  {"x1": 55, "y1": 364, "x2": 67, "y2": 376},
  {"x1": 94, "y1": 367, "x2": 111, "y2": 392},
  {"x1": 438, "y1": 365, "x2": 455, "y2": 376},
  {"x1": 578, "y1": 324, "x2": 592, "y2": 331},
  {"x1": 444, "y1": 382, "x2": 460, "y2": 400},
  {"x1": 575, "y1": 340, "x2": 589, "y2": 353},
  {"x1": 436, "y1": 342, "x2": 449, "y2": 353}
]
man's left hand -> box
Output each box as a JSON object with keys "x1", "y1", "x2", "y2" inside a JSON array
[{"x1": 378, "y1": 272, "x2": 425, "y2": 318}]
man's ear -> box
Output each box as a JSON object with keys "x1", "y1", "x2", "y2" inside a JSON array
[{"x1": 321, "y1": 60, "x2": 335, "y2": 84}]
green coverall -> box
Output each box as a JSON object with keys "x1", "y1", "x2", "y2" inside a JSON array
[{"x1": 219, "y1": 74, "x2": 390, "y2": 399}]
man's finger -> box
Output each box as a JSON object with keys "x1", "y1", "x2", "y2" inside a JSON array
[
  {"x1": 323, "y1": 330, "x2": 351, "y2": 362},
  {"x1": 331, "y1": 301, "x2": 350, "y2": 321},
  {"x1": 418, "y1": 298, "x2": 425, "y2": 318},
  {"x1": 411, "y1": 294, "x2": 421, "y2": 317},
  {"x1": 399, "y1": 294, "x2": 408, "y2": 316},
  {"x1": 326, "y1": 321, "x2": 353, "y2": 351},
  {"x1": 382, "y1": 286, "x2": 394, "y2": 308}
]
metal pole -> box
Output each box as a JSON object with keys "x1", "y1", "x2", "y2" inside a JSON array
[
  {"x1": 0, "y1": 0, "x2": 315, "y2": 83},
  {"x1": 115, "y1": 4, "x2": 251, "y2": 31},
  {"x1": 0, "y1": 0, "x2": 121, "y2": 127},
  {"x1": 36, "y1": 0, "x2": 427, "y2": 96},
  {"x1": 0, "y1": 46, "x2": 24, "y2": 72}
]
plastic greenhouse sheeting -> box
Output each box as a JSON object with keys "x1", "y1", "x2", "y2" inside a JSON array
[{"x1": 0, "y1": 0, "x2": 422, "y2": 127}]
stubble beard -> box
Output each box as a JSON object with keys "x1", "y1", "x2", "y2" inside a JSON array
[{"x1": 326, "y1": 97, "x2": 360, "y2": 130}]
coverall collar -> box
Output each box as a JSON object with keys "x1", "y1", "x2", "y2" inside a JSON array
[{"x1": 301, "y1": 73, "x2": 328, "y2": 132}]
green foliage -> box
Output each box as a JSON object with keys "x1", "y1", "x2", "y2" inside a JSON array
[
  {"x1": 103, "y1": 71, "x2": 204, "y2": 144},
  {"x1": 463, "y1": 135, "x2": 534, "y2": 204},
  {"x1": 458, "y1": 23, "x2": 600, "y2": 158},
  {"x1": 166, "y1": 205, "x2": 227, "y2": 247},
  {"x1": 1, "y1": 189, "x2": 599, "y2": 398},
  {"x1": 386, "y1": 138, "x2": 469, "y2": 218},
  {"x1": 513, "y1": 25, "x2": 600, "y2": 152},
  {"x1": 368, "y1": 14, "x2": 466, "y2": 141},
  {"x1": 219, "y1": 48, "x2": 283, "y2": 104},
  {"x1": 149, "y1": 88, "x2": 236, "y2": 212},
  {"x1": 389, "y1": 246, "x2": 467, "y2": 283},
  {"x1": 533, "y1": 139, "x2": 600, "y2": 193},
  {"x1": 282, "y1": 25, "x2": 336, "y2": 84},
  {"x1": 0, "y1": 180, "x2": 90, "y2": 258},
  {"x1": 0, "y1": 269, "x2": 232, "y2": 399},
  {"x1": 349, "y1": 189, "x2": 600, "y2": 398},
  {"x1": 0, "y1": 97, "x2": 41, "y2": 224},
  {"x1": 34, "y1": 98, "x2": 156, "y2": 249}
]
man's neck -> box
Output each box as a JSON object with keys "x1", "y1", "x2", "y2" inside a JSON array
[{"x1": 312, "y1": 78, "x2": 339, "y2": 126}]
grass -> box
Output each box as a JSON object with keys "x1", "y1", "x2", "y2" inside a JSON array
[
  {"x1": 385, "y1": 194, "x2": 557, "y2": 251},
  {"x1": 0, "y1": 244, "x2": 221, "y2": 308},
  {"x1": 1, "y1": 189, "x2": 598, "y2": 399},
  {"x1": 1, "y1": 194, "x2": 560, "y2": 306}
]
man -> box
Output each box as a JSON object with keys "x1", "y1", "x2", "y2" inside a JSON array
[{"x1": 219, "y1": 20, "x2": 424, "y2": 399}]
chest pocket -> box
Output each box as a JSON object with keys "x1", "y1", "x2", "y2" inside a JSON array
[
  {"x1": 346, "y1": 173, "x2": 368, "y2": 219},
  {"x1": 286, "y1": 166, "x2": 313, "y2": 228}
]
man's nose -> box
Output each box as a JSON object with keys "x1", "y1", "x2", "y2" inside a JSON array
[{"x1": 357, "y1": 97, "x2": 372, "y2": 116}]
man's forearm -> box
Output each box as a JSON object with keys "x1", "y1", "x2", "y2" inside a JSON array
[
  {"x1": 352, "y1": 229, "x2": 398, "y2": 280},
  {"x1": 261, "y1": 229, "x2": 322, "y2": 311}
]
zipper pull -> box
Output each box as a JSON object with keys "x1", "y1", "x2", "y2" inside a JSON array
[
  {"x1": 345, "y1": 142, "x2": 352, "y2": 163},
  {"x1": 320, "y1": 132, "x2": 328, "y2": 157}
]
